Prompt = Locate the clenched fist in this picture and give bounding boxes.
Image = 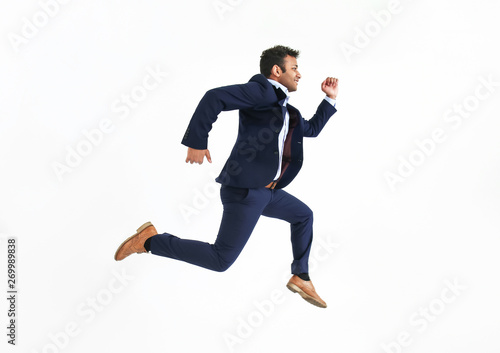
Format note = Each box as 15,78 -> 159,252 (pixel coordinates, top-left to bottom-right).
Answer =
321,77 -> 339,99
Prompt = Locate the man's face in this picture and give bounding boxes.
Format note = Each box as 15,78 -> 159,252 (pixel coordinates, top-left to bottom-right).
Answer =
277,55 -> 301,92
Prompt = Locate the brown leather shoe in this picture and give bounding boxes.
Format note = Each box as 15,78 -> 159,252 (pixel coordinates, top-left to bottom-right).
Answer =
114,222 -> 157,261
286,275 -> 327,308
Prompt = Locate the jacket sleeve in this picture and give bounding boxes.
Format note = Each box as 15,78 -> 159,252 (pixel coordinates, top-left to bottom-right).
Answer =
181,80 -> 273,150
302,99 -> 337,138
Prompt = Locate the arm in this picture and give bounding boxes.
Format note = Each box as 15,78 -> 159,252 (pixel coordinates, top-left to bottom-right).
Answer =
303,77 -> 339,137
182,77 -> 273,164
182,79 -> 272,150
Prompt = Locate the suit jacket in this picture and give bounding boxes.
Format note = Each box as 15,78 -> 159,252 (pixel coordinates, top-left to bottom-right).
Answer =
181,74 -> 337,189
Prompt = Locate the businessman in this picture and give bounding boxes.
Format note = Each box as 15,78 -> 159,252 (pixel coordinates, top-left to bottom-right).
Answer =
114,45 -> 339,308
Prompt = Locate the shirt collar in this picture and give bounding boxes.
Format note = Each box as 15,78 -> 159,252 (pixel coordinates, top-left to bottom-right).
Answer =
267,79 -> 290,106
267,79 -> 290,98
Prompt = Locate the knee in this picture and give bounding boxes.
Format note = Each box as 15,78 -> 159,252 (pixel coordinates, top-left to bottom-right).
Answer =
211,245 -> 240,272
212,252 -> 236,272
213,260 -> 233,273
302,207 -> 313,222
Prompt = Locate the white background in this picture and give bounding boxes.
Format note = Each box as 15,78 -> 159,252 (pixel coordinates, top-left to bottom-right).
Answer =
1,0 -> 499,352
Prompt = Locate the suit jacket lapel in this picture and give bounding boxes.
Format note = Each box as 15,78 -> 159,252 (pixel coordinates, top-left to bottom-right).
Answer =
272,86 -> 287,104
272,86 -> 288,121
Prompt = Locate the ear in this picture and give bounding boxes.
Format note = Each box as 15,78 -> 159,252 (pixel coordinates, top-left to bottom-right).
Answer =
272,64 -> 281,77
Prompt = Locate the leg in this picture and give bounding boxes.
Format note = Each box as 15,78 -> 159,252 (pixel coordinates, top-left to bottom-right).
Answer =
151,186 -> 269,272
261,189 -> 313,275
261,190 -> 328,308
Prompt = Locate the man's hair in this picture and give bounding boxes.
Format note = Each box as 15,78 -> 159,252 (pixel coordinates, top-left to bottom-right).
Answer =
260,45 -> 300,77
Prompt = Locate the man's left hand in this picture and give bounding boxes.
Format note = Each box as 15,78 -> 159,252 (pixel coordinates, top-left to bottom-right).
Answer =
321,77 -> 339,99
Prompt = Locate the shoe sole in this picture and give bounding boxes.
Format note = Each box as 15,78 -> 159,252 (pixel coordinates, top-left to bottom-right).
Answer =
286,283 -> 327,308
114,222 -> 153,261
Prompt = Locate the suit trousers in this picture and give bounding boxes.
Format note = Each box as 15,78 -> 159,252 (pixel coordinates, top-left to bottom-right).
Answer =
150,185 -> 314,274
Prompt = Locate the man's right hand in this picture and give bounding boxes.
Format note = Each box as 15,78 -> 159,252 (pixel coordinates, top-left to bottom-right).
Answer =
185,147 -> 212,164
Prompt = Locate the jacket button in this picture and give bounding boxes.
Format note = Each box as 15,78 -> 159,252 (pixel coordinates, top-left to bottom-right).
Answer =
275,129 -> 280,133
274,151 -> 279,155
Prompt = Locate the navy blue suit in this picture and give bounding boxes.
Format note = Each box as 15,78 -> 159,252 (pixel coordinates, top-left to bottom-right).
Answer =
182,73 -> 336,189
151,74 -> 337,274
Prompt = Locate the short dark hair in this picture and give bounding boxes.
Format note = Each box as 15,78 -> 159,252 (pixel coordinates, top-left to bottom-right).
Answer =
260,45 -> 300,77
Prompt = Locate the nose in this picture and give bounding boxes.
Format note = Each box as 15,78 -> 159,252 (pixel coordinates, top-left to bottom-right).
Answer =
297,71 -> 301,79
